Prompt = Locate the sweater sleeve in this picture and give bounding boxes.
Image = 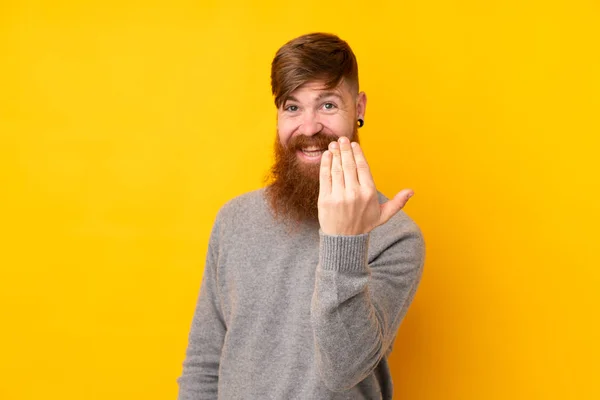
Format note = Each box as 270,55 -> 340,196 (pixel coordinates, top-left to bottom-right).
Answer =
177,220 -> 225,400
310,217 -> 425,392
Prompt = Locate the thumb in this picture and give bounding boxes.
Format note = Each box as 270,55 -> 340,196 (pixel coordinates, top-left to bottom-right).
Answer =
378,189 -> 414,226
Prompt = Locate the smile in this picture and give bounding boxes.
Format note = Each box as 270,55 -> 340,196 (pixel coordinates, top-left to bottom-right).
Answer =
301,148 -> 325,156
297,148 -> 325,161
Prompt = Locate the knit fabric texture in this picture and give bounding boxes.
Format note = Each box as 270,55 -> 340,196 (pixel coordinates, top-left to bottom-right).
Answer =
177,188 -> 425,399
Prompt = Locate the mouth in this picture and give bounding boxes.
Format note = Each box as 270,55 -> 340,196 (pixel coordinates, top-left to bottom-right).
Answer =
298,147 -> 326,161
302,147 -> 326,156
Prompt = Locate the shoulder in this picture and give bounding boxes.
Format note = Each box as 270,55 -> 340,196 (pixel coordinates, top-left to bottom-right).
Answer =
216,188 -> 268,222
209,188 -> 270,238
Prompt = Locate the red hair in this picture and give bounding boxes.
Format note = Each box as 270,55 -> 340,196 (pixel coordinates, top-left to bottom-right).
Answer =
270,32 -> 359,108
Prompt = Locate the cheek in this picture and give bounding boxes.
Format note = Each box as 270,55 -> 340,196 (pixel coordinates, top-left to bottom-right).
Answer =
324,115 -> 353,137
277,119 -> 295,145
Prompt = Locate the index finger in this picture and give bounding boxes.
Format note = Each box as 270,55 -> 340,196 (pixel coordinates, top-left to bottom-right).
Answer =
351,142 -> 375,188
319,150 -> 332,195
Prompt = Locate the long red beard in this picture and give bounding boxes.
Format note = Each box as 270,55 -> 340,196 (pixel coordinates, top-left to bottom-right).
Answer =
265,129 -> 359,225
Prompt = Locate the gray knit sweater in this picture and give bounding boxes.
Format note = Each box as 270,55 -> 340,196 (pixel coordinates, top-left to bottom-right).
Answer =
177,188 -> 425,399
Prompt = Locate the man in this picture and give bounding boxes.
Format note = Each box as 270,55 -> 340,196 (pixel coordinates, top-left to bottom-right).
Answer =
177,32 -> 425,399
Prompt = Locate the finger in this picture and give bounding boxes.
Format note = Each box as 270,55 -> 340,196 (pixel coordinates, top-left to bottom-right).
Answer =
329,140 -> 345,191
338,137 -> 359,188
351,142 -> 375,188
379,190 -> 414,226
319,150 -> 332,195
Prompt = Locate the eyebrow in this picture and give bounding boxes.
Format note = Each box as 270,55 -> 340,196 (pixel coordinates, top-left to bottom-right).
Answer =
283,91 -> 344,106
316,91 -> 343,102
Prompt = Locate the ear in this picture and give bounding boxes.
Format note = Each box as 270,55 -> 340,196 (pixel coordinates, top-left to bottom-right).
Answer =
356,91 -> 367,119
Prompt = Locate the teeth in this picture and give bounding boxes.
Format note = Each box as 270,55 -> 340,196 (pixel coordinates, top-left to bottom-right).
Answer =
301,149 -> 324,157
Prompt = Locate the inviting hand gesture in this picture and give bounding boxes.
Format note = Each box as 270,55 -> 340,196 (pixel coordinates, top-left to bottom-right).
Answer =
318,137 -> 414,236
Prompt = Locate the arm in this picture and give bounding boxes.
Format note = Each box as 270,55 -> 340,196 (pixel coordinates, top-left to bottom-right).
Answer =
313,137 -> 424,391
177,221 -> 225,400
310,221 -> 425,391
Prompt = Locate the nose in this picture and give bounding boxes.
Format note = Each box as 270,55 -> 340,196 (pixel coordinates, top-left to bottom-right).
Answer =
299,110 -> 322,136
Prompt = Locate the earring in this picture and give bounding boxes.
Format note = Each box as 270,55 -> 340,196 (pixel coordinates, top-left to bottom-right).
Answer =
357,118 -> 364,128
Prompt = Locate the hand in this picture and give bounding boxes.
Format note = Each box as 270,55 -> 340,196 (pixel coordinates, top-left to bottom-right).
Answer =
318,136 -> 414,236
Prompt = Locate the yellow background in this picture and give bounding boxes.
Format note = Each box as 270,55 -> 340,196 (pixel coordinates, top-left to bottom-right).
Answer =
1,1 -> 598,399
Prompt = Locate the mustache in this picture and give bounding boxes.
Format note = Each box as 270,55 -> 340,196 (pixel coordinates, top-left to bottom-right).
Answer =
287,132 -> 339,152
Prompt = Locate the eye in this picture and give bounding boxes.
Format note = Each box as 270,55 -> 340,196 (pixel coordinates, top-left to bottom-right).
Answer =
322,102 -> 337,110
284,104 -> 299,112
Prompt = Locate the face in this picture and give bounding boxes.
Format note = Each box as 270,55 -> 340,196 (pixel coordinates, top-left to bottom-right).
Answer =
277,80 -> 367,165
265,80 -> 367,225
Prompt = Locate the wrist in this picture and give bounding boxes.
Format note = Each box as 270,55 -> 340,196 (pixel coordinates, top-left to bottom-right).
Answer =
318,229 -> 370,272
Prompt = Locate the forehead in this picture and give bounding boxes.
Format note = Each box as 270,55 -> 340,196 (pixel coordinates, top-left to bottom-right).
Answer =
286,80 -> 352,102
